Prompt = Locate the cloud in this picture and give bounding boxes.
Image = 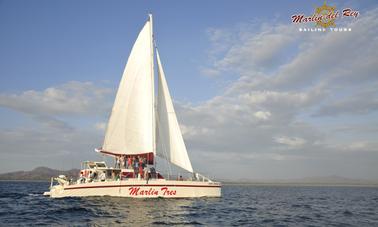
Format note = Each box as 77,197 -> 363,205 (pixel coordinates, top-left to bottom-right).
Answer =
239,88 -> 326,111
344,141 -> 377,152
321,140 -> 378,153
204,8 -> 378,93
182,7 -> 378,179
204,24 -> 300,75
94,122 -> 107,131
315,89 -> 378,116
272,19 -> 378,90
199,67 -> 221,77
273,136 -> 307,148
0,81 -> 113,131
254,111 -> 271,120
0,126 -> 106,172
0,81 -> 112,117
0,81 -> 114,172
180,124 -> 214,138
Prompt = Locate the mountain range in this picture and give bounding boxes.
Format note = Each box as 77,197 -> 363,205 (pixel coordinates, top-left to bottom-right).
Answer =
0,167 -> 79,181
1,167 -> 377,186
223,176 -> 378,186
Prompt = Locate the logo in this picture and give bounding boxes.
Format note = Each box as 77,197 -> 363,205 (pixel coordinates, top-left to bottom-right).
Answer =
291,1 -> 359,32
314,1 -> 337,28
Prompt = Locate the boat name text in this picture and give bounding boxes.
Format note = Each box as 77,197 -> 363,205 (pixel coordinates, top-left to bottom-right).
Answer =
128,186 -> 177,196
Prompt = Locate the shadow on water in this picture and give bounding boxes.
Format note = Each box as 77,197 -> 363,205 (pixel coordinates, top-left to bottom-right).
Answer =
80,196 -> 211,226
44,196 -> 222,226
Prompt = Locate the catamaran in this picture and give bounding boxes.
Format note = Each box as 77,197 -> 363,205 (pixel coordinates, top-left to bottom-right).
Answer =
44,14 -> 221,198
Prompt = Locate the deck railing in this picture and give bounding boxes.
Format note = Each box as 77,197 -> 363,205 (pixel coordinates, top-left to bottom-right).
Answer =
53,170 -> 214,186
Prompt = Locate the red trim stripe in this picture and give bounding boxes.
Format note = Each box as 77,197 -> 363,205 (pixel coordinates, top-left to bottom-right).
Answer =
65,184 -> 221,190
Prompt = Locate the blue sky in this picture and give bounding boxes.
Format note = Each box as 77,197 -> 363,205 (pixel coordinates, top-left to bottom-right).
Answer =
0,0 -> 377,180
3,0 -> 373,97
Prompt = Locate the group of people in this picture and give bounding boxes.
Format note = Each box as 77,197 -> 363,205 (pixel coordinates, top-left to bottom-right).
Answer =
115,155 -> 149,179
78,169 -> 124,184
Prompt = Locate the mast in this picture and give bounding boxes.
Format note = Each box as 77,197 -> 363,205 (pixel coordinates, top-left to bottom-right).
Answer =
149,14 -> 156,163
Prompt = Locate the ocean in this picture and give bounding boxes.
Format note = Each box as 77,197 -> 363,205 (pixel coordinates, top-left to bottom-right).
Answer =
0,181 -> 377,226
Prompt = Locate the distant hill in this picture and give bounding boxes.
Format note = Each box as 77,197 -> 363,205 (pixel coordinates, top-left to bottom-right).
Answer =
1,168 -> 377,186
287,175 -> 377,185
0,167 -> 80,181
222,175 -> 378,186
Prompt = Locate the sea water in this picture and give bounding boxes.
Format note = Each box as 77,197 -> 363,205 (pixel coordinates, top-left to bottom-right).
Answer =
0,181 -> 377,226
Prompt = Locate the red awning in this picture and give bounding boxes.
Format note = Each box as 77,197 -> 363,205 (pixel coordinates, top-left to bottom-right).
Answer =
97,149 -> 154,165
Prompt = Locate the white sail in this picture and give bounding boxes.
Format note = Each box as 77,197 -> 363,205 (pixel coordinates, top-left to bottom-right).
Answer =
156,50 -> 193,173
102,17 -> 154,155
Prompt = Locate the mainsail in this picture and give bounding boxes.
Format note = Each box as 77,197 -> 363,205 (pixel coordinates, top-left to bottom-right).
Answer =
102,16 -> 154,155
156,50 -> 193,173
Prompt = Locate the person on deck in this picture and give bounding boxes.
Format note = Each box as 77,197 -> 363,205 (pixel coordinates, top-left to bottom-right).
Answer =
89,171 -> 94,182
100,171 -> 106,182
115,157 -> 120,168
142,157 -> 147,169
138,158 -> 144,179
127,156 -> 132,169
144,167 -> 149,181
134,156 -> 139,178
78,171 -> 85,184
138,165 -> 143,179
120,156 -> 125,169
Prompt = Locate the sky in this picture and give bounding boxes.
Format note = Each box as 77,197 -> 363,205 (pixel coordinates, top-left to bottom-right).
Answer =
0,0 -> 377,180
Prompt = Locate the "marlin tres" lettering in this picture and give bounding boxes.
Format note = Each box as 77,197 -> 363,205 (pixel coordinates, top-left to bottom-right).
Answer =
128,187 -> 177,196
